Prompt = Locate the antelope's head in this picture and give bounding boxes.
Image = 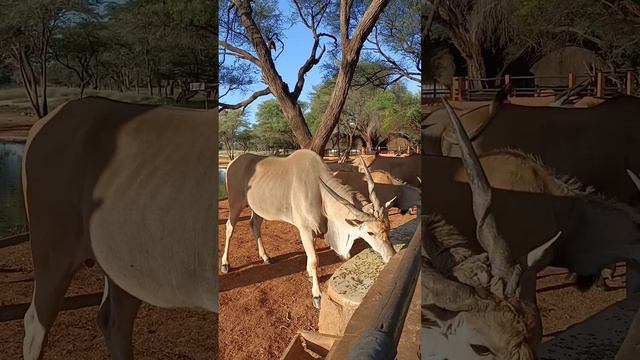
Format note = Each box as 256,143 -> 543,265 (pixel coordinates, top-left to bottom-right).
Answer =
422,99 -> 560,360
320,156 -> 396,262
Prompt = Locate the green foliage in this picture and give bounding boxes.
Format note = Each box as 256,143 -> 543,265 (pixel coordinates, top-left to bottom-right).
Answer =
308,61 -> 420,149
252,99 -> 298,150
219,109 -> 249,159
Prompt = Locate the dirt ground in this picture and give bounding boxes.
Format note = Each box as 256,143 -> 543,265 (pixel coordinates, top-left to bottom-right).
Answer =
216,200 -> 415,360
0,111 -> 36,141
0,202 -> 631,359
537,265 -> 626,342
0,241 -> 216,359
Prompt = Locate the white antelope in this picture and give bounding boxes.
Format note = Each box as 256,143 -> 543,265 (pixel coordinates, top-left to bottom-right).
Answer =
222,149 -> 396,308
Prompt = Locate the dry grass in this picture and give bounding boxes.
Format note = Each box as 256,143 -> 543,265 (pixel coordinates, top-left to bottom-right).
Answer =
0,86 -> 213,113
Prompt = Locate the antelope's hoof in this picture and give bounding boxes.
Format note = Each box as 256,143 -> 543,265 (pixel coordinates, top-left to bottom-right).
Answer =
263,257 -> 272,265
312,296 -> 321,309
221,264 -> 229,274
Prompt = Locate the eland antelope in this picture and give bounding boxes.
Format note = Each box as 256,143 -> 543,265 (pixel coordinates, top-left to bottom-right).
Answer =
333,170 -> 420,215
424,95 -> 640,206
222,150 -> 396,308
21,97 -> 218,359
353,154 -> 421,187
422,98 -> 560,360
425,100 -> 640,294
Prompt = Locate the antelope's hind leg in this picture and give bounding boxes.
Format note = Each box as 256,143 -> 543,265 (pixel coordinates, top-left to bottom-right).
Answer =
97,277 -> 141,360
250,211 -> 271,264
23,243 -> 80,360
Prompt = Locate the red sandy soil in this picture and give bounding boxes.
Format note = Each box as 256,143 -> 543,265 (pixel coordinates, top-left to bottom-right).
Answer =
0,242 -> 216,359
216,200 -> 415,360
0,198 -> 628,360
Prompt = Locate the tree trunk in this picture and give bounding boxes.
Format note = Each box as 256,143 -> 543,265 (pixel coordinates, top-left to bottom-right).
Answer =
308,0 -> 390,154
336,124 -> 341,158
40,50 -> 48,117
12,47 -> 42,118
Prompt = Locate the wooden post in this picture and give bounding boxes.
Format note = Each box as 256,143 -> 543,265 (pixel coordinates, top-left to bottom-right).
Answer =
626,71 -> 635,95
596,72 -> 605,97
452,76 -> 460,101
463,77 -> 469,101
503,74 -> 511,93
568,72 -> 576,88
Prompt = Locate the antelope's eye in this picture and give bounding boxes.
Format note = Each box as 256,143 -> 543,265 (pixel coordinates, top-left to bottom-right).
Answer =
470,344 -> 492,356
367,231 -> 374,236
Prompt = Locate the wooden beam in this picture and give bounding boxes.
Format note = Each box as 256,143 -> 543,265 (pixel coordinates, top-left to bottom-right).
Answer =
596,72 -> 605,97
626,71 -> 635,96
325,217 -> 422,360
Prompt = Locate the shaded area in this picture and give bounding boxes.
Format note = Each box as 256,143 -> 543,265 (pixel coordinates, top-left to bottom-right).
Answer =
539,294 -> 640,360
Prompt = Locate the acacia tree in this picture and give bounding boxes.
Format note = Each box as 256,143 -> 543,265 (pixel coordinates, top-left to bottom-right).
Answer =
0,0 -> 95,117
309,62 -> 419,153
51,20 -> 106,98
219,0 -> 392,154
219,109 -> 249,160
429,0 -> 517,85
517,0 -> 640,70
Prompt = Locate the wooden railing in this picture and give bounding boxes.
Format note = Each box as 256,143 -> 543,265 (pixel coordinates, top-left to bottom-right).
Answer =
324,217 -> 423,359
422,70 -> 639,102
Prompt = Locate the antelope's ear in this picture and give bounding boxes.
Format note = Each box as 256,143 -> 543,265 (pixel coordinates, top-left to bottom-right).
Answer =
362,202 -> 375,214
522,231 -> 561,270
384,196 -> 397,209
627,169 -> 640,192
345,219 -> 364,227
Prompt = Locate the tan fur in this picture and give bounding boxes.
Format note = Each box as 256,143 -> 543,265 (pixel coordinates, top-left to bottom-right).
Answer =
431,95 -> 640,204
353,154 -> 421,187
333,170 -> 420,213
425,153 -> 640,282
222,150 -> 396,306
21,97 -> 217,359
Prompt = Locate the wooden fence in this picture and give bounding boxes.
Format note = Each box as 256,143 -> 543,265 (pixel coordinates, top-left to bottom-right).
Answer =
423,70 -> 639,104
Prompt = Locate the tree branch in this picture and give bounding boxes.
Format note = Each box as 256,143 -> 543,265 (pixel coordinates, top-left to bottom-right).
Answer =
348,0 -> 390,49
340,0 -> 354,44
219,87 -> 270,111
550,26 -> 606,48
218,39 -> 260,66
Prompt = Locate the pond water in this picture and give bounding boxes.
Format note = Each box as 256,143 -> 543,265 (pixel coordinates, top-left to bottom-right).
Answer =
218,168 -> 227,198
0,142 -> 26,237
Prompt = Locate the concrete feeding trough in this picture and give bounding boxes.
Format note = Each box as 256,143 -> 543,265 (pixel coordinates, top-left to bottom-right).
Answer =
318,219 -> 418,336
279,331 -> 340,360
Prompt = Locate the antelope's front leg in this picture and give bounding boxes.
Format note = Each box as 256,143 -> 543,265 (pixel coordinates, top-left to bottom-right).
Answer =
300,230 -> 321,309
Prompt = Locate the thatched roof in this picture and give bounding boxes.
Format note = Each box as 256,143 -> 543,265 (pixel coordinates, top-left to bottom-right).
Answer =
531,46 -> 606,86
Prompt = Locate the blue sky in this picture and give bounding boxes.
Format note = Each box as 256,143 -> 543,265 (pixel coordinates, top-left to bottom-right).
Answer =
220,0 -> 419,120
221,13 -> 324,116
